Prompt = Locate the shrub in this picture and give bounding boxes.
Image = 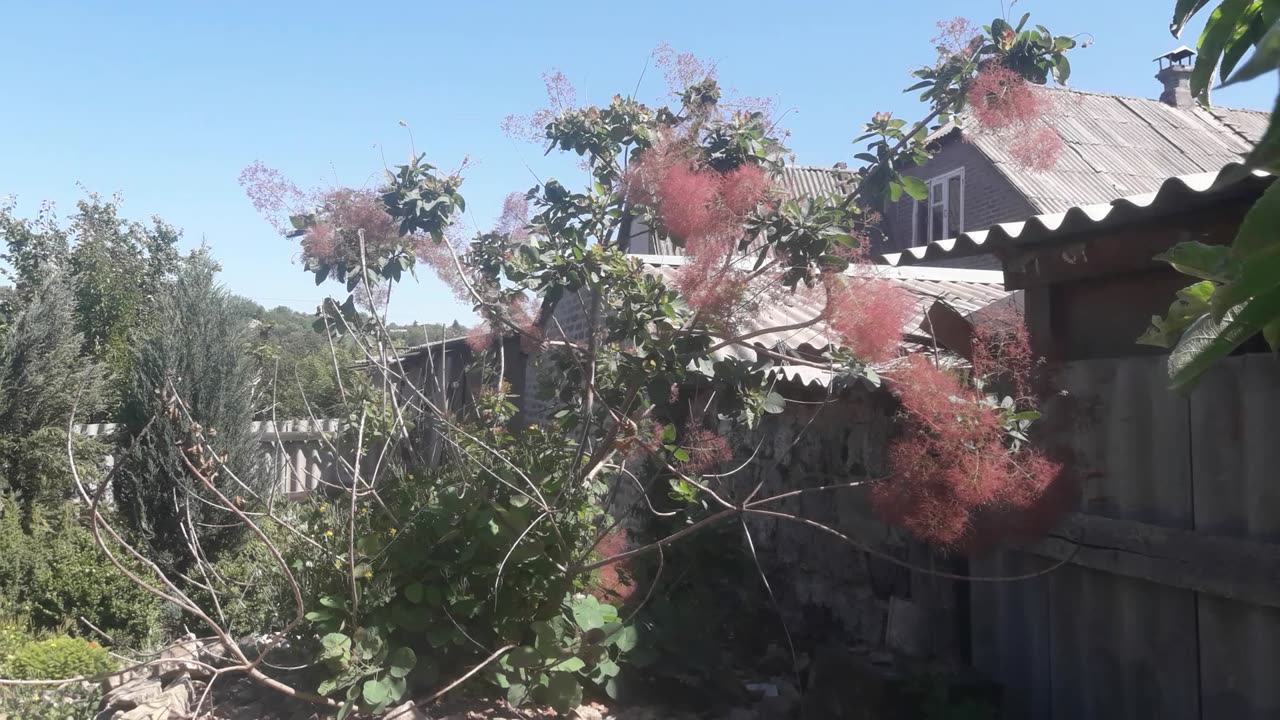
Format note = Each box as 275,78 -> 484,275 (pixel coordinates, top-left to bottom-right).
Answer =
0,274 -> 106,515
0,617 -> 27,673
187,521 -> 298,639
5,636 -> 115,680
0,682 -> 102,720
113,254 -> 267,575
0,504 -> 167,650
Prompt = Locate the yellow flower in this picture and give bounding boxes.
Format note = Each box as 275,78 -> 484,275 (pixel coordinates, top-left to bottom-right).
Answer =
364,570 -> 374,579
528,424 -> 537,431
325,530 -> 334,537
319,504 -> 328,512
388,528 -> 397,536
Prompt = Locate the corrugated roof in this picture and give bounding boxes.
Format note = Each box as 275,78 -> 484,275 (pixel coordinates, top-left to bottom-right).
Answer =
634,254 -> 1011,387
640,164 -> 855,256
956,88 -> 1266,213
880,163 -> 1273,267
775,164 -> 856,198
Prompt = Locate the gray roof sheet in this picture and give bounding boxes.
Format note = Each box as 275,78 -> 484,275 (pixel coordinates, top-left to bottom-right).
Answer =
880,163 -> 1273,267
775,164 -> 856,198
634,255 -> 1010,386
958,88 -> 1266,213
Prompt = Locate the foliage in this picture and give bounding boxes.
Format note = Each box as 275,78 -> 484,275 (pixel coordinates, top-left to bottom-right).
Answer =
284,401 -> 630,716
1142,0 -> 1280,388
0,274 -> 107,515
0,505 -> 167,650
4,635 -> 115,680
113,256 -> 267,576
188,520 -> 299,638
0,617 -> 25,671
172,14 -> 1080,716
0,682 -> 103,720
0,193 -> 184,393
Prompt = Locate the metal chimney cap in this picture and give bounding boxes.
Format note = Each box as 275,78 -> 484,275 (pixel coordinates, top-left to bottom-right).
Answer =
1154,46 -> 1196,63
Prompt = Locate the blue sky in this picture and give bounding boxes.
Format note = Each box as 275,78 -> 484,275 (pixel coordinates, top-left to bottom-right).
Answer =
1,0 -> 1273,324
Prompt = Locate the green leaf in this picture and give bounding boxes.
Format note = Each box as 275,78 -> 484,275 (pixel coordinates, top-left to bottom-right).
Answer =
612,625 -> 639,652
387,647 -> 416,678
305,610 -> 332,622
507,683 -> 529,706
763,391 -> 786,414
1192,0 -> 1254,101
317,678 -> 339,697
1051,54 -> 1072,85
545,673 -> 583,713
404,583 -> 425,604
362,678 -> 390,706
1224,16 -> 1280,86
672,448 -> 691,463
320,633 -> 351,659
1232,180 -> 1280,258
1247,94 -> 1280,171
551,657 -> 586,673
571,595 -> 606,631
1211,254 -> 1280,320
596,658 -> 621,678
900,175 -> 928,201
1265,317 -> 1280,351
1139,280 -> 1218,348
1155,241 -> 1239,282
1174,0 -> 1216,35
1170,285 -> 1280,390
507,645 -> 542,669
661,424 -> 677,443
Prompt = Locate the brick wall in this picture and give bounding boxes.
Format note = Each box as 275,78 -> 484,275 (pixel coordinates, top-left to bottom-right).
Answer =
881,139 -> 1035,260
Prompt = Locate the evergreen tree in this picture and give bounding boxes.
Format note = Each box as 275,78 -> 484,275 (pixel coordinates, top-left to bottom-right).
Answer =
113,256 -> 265,574
0,274 -> 106,515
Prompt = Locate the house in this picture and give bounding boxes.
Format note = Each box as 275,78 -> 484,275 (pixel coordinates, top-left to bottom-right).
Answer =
878,152 -> 1280,718
879,49 -> 1269,270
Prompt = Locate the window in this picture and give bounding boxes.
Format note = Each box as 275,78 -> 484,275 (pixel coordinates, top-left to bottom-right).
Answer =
911,168 -> 964,246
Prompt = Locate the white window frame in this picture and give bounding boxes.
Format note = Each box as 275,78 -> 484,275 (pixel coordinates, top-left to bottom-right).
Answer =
911,167 -> 965,246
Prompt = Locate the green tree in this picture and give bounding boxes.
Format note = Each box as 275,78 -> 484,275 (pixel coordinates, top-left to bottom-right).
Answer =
0,193 -> 184,393
0,274 -> 107,516
1141,0 -> 1280,387
113,256 -> 266,575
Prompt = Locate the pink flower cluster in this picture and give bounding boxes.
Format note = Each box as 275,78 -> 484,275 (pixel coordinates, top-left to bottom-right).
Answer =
966,65 -> 1063,171
627,144 -> 773,330
871,334 -> 1067,549
823,275 -> 914,364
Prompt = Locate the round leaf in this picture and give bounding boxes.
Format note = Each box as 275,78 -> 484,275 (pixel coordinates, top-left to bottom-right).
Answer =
387,647 -> 417,678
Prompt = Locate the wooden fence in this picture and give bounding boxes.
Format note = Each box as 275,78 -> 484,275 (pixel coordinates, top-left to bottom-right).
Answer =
970,354 -> 1280,719
73,419 -> 341,496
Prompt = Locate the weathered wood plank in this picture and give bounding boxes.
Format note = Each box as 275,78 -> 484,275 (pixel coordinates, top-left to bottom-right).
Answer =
1191,354 -> 1280,719
1048,563 -> 1199,720
969,551 -> 1053,720
1019,512 -> 1280,609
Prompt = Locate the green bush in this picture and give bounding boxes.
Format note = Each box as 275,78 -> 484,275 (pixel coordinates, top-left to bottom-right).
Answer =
0,618 -> 26,673
113,255 -> 267,576
5,636 -> 115,680
188,522 -> 297,638
0,274 -> 106,515
0,682 -> 102,720
0,505 -> 167,650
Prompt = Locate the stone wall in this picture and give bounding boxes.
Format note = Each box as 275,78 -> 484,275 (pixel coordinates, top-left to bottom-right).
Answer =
719,385 -> 964,661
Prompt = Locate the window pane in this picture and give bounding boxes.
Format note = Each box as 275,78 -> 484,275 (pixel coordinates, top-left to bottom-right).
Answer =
914,201 -> 929,245
948,175 -> 963,235
931,203 -> 944,241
